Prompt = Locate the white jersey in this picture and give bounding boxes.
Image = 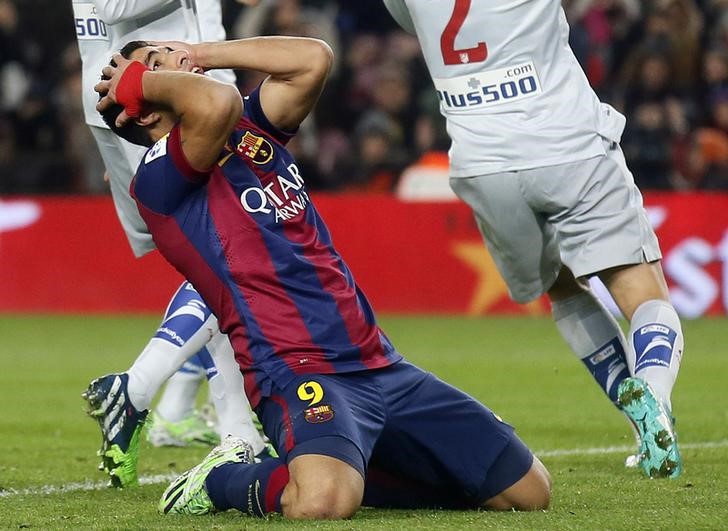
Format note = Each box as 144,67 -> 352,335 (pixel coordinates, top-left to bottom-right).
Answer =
73,0 -> 234,129
384,0 -> 627,177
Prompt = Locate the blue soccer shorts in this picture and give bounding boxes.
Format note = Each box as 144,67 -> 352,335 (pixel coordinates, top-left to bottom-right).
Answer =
255,360 -> 533,505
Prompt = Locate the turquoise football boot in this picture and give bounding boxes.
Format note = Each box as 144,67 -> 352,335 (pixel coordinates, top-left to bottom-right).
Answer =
618,377 -> 682,478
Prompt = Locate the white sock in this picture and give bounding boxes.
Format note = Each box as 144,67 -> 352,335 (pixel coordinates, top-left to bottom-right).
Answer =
155,365 -> 204,422
126,314 -> 217,411
552,290 -> 631,404
206,331 -> 267,455
628,299 -> 684,413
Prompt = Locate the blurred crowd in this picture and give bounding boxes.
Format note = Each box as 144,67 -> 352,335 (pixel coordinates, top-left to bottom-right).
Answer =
1,0 -> 728,195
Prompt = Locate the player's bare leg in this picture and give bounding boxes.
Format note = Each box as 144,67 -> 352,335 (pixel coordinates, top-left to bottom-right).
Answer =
599,261 -> 684,478
482,457 -> 551,511
281,455 -> 363,519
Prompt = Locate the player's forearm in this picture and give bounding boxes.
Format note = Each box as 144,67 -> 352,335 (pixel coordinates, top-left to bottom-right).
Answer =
190,37 -> 332,130
140,70 -> 241,169
91,0 -> 175,25
193,37 -> 332,82
141,70 -> 241,126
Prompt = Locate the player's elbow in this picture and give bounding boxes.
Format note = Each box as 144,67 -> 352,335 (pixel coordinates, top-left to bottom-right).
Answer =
302,39 -> 334,83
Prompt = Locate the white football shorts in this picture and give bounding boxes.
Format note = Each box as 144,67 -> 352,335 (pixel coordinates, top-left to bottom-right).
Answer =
450,138 -> 661,303
90,125 -> 154,257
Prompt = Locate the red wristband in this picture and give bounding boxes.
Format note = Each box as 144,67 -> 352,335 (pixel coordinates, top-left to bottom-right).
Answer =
116,61 -> 150,119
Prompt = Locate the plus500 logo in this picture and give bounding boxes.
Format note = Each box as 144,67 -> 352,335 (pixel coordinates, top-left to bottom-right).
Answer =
437,66 -> 540,109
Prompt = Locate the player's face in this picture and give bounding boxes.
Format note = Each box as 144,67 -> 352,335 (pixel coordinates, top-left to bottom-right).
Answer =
128,46 -> 204,74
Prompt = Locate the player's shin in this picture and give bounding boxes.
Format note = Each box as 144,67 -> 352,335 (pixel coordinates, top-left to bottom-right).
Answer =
628,299 -> 684,413
126,281 -> 216,411
551,290 -> 630,404
147,350 -> 221,447
155,355 -> 206,423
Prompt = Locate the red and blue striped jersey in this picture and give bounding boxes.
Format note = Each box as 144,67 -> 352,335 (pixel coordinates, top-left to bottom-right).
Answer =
131,88 -> 401,407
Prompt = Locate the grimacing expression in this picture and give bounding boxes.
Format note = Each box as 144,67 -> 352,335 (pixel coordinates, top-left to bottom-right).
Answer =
129,46 -> 204,74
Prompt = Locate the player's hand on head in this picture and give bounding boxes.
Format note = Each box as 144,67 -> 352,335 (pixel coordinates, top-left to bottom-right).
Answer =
95,53 -> 131,102
95,53 -> 141,128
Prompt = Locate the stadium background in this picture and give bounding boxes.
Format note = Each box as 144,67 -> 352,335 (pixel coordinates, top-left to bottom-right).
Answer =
0,0 -> 727,317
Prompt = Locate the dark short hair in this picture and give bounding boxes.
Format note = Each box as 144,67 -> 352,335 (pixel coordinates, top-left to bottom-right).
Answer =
99,40 -> 154,147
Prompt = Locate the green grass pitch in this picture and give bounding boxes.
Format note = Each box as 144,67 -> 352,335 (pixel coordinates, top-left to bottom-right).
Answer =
0,314 -> 726,529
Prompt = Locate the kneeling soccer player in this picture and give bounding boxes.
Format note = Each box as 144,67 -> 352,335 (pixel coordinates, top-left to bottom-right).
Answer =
94,36 -> 551,518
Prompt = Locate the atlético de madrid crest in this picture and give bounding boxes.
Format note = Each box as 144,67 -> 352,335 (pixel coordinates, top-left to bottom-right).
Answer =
237,131 -> 274,165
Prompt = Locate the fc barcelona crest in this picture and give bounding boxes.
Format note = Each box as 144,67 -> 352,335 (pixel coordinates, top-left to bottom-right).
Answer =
303,404 -> 335,424
237,131 -> 274,165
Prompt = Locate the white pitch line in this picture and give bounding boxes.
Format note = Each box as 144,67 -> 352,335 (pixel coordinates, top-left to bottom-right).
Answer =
2,440 -> 728,499
0,473 -> 177,499
536,439 -> 728,458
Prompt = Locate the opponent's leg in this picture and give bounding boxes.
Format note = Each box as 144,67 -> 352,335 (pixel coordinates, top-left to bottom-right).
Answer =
600,262 -> 684,478
147,351 -> 219,447
204,331 -> 270,457
547,266 -> 645,466
125,282 -> 216,412
83,281 -> 216,487
155,356 -> 206,423
549,267 -> 631,405
600,262 -> 683,410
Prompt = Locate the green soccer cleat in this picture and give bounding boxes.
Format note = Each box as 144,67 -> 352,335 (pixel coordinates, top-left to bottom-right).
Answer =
618,377 -> 682,479
82,373 -> 148,488
146,410 -> 220,448
159,435 -> 253,515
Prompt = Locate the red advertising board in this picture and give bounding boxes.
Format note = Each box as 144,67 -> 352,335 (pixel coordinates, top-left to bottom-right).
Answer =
1,193 -> 726,316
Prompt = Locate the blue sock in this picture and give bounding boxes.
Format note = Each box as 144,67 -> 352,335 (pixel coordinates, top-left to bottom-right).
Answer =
629,299 -> 684,412
195,347 -> 219,380
633,325 -> 677,373
205,458 -> 289,517
154,281 -> 212,347
582,338 -> 631,403
552,291 -> 631,405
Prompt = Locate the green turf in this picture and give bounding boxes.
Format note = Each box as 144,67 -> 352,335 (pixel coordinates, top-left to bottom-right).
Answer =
0,314 -> 726,529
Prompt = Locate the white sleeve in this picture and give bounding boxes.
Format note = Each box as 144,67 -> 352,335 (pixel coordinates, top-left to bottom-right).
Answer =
382,0 -> 416,35
90,0 -> 177,25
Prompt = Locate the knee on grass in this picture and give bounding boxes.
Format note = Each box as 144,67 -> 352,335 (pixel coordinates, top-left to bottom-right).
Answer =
484,458 -> 552,512
281,454 -> 364,519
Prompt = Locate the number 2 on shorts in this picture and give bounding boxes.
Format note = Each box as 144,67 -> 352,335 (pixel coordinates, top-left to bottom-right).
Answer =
440,0 -> 487,65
